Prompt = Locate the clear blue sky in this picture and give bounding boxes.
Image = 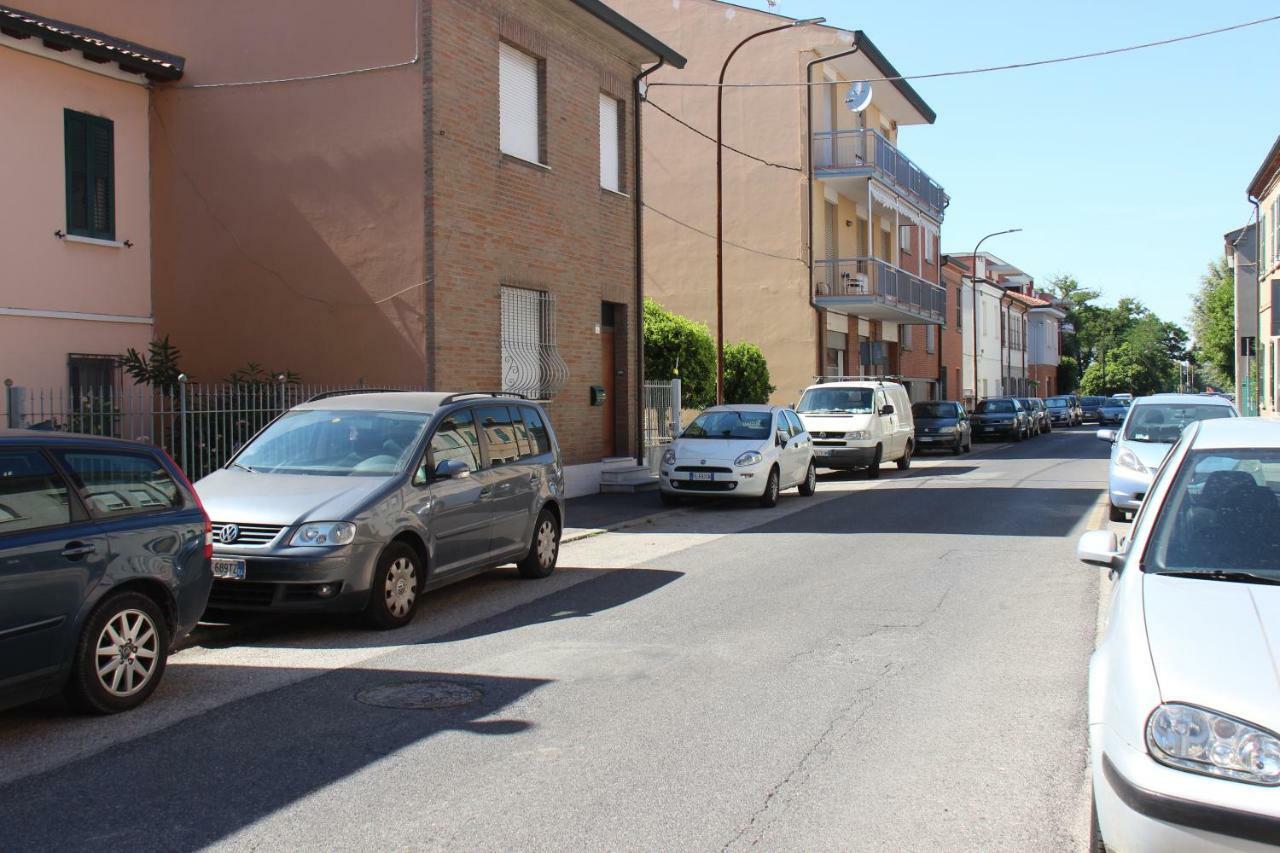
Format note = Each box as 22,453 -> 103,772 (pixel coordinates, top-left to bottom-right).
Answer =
728,0 -> 1278,328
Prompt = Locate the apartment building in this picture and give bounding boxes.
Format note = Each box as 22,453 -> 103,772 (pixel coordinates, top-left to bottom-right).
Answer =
17,0 -> 685,494
949,253 -> 1009,402
608,0 -> 947,403
1025,295 -> 1066,398
0,5 -> 183,417
1225,223 -> 1258,414
1250,135 -> 1280,416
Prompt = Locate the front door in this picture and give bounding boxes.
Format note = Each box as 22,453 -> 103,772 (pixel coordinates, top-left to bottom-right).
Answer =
413,409 -> 492,575
601,303 -> 617,457
0,448 -> 107,685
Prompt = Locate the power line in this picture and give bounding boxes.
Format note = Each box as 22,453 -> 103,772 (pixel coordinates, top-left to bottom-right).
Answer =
642,201 -> 804,264
649,13 -> 1280,89
644,98 -> 801,172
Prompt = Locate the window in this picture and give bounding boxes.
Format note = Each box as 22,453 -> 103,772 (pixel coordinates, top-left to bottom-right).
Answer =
501,286 -> 566,399
599,93 -> 623,192
784,410 -> 805,436
924,232 -> 935,264
519,406 -> 552,455
926,324 -> 937,354
899,225 -> 913,254
64,109 -> 115,240
499,42 -> 543,164
68,354 -> 121,436
955,284 -> 963,328
237,410 -> 428,476
0,450 -> 72,534
901,324 -> 913,350
428,409 -> 481,473
57,451 -> 181,518
476,406 -> 519,466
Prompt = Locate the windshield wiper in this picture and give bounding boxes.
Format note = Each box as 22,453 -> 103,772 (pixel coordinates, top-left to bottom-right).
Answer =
229,461 -> 256,473
1155,570 -> 1280,586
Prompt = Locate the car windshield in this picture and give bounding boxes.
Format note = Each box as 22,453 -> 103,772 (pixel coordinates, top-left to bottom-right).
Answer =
1082,397 -> 1104,406
976,400 -> 1014,414
912,402 -> 955,419
1103,399 -> 1131,409
1122,404 -> 1234,444
233,409 -> 429,476
1145,448 -> 1280,576
1046,398 -> 1067,408
682,410 -> 772,440
797,387 -> 875,415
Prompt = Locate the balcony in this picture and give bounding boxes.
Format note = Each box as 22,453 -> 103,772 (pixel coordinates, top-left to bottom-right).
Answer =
813,258 -> 946,324
812,129 -> 948,221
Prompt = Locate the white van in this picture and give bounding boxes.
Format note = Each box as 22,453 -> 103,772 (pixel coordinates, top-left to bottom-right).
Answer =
795,378 -> 915,478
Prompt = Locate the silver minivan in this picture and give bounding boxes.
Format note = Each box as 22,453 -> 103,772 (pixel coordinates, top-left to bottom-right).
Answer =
195,391 -> 565,629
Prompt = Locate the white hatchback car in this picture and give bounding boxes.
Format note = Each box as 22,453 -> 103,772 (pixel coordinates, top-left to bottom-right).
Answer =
659,405 -> 816,508
1079,418 -> 1280,852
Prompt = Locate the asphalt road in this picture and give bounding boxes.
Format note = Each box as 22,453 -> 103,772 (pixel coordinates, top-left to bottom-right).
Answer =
0,427 -> 1110,852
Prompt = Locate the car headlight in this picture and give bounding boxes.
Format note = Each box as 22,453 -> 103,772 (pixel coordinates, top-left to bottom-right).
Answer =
734,450 -> 763,467
290,522 -> 356,547
1117,448 -> 1146,473
662,448 -> 676,466
846,431 -> 870,441
1148,704 -> 1280,785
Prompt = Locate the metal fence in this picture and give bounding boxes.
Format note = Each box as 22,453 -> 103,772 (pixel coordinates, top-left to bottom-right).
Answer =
3,380 -> 422,481
642,378 -> 681,452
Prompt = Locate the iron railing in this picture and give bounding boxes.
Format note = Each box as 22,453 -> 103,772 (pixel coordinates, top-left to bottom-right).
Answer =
812,128 -> 948,220
813,257 -> 946,323
642,379 -> 681,451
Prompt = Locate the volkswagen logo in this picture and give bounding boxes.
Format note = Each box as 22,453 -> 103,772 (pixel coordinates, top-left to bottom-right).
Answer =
219,524 -> 239,544
700,459 -> 707,465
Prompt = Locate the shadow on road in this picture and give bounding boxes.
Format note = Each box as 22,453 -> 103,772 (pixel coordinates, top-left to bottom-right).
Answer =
0,665 -> 551,852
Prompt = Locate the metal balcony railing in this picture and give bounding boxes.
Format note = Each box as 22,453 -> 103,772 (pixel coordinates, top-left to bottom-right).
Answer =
812,128 -> 948,220
813,257 -> 946,323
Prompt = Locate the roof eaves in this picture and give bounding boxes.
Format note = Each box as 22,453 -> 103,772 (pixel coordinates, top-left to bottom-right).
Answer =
853,30 -> 935,125
1247,135 -> 1280,200
567,0 -> 687,68
0,4 -> 184,81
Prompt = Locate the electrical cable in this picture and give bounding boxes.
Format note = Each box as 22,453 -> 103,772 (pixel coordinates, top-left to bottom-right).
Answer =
648,13 -> 1280,89
644,98 -> 801,172
642,201 -> 804,264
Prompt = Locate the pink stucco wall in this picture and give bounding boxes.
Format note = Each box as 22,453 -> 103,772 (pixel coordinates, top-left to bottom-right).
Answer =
0,44 -> 153,390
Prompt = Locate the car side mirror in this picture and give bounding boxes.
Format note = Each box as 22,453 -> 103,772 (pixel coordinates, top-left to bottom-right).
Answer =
776,430 -> 789,447
879,404 -> 894,416
1097,429 -> 1116,443
1077,529 -> 1121,567
434,458 -> 471,480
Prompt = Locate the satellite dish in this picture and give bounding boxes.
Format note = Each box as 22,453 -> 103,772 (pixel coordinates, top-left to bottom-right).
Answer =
845,81 -> 872,113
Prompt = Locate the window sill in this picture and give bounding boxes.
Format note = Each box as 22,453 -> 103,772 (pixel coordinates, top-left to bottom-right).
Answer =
501,153 -> 551,172
601,187 -> 630,200
62,233 -> 127,248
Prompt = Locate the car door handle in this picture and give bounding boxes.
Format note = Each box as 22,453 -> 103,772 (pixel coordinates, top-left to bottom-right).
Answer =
61,542 -> 97,560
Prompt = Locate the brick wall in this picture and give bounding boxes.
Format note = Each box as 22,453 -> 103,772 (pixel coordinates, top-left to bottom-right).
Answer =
940,263 -> 965,403
425,0 -> 643,466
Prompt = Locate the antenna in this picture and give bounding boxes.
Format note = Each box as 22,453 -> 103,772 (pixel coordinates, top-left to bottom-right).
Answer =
845,81 -> 872,113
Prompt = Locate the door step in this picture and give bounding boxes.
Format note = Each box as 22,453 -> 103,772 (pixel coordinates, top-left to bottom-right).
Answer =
599,464 -> 659,493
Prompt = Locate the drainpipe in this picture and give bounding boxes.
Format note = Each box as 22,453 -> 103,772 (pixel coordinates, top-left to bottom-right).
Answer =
1249,193 -> 1262,414
806,40 -> 861,379
633,57 -> 666,465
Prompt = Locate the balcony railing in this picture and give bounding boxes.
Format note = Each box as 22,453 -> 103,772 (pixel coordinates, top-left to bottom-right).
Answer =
812,128 -> 948,220
814,257 -> 946,324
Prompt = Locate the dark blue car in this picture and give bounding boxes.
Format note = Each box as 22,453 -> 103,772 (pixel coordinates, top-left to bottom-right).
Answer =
0,431 -> 211,714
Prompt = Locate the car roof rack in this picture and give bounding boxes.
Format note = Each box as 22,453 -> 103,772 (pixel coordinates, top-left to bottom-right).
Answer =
306,388 -> 405,402
810,375 -> 904,386
437,391 -> 529,406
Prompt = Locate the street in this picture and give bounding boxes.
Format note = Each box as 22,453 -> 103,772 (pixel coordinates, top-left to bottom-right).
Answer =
0,428 -> 1108,851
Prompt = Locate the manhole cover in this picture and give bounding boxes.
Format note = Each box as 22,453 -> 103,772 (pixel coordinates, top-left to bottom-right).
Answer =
356,680 -> 481,710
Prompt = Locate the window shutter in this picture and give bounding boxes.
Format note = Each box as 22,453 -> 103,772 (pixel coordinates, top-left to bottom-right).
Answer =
64,111 -> 89,234
89,119 -> 114,238
599,94 -> 620,192
1272,281 -> 1280,337
499,43 -> 541,163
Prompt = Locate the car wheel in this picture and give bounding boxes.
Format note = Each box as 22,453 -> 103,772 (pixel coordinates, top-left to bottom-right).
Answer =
896,441 -> 912,470
865,445 -> 883,479
1108,503 -> 1128,523
1013,427 -> 1022,442
364,542 -> 422,630
798,461 -> 817,496
659,490 -> 681,507
1090,796 -> 1108,853
517,507 -> 561,579
759,466 -> 781,507
66,591 -> 170,715
952,435 -> 963,456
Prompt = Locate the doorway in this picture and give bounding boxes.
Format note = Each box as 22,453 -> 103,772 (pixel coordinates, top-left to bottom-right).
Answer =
600,302 -> 628,458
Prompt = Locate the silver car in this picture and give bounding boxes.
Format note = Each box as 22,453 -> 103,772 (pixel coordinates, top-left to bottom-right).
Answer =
1098,393 -> 1237,522
196,391 -> 565,629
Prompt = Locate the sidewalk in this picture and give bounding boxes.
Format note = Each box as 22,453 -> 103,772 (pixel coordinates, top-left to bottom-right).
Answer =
564,490 -> 674,542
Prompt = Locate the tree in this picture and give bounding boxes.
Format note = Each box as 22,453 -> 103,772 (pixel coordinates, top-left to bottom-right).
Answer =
1058,355 -> 1079,393
1190,257 -> 1235,387
723,342 -> 775,404
1079,341 -> 1170,397
122,336 -> 185,389
643,298 -> 716,409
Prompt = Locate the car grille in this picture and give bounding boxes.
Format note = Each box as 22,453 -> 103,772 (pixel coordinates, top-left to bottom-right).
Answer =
208,580 -> 277,608
673,465 -> 734,474
810,431 -> 846,440
212,522 -> 286,546
672,480 -> 737,492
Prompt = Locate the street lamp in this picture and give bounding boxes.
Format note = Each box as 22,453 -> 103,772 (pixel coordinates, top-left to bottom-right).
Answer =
968,228 -> 1021,407
715,16 -> 825,404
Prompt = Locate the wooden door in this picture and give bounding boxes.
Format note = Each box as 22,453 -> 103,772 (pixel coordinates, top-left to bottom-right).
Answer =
601,327 -> 616,456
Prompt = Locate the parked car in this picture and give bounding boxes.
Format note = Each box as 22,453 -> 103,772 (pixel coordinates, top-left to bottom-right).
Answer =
910,400 -> 971,455
1079,417 -> 1280,852
659,405 -> 815,506
1111,392 -> 1134,403
796,379 -> 915,477
971,397 -> 1030,441
1017,397 -> 1050,435
195,391 -> 565,629
0,432 -> 212,714
1098,393 -> 1237,522
1044,396 -> 1078,428
1080,395 -> 1106,423
1098,397 -> 1131,425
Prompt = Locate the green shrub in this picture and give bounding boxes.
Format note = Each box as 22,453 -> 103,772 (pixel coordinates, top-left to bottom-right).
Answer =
643,298 -> 715,409
724,342 -> 775,404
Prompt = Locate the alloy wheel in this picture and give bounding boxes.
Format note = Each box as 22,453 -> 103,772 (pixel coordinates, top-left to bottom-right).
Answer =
95,609 -> 159,698
384,557 -> 418,619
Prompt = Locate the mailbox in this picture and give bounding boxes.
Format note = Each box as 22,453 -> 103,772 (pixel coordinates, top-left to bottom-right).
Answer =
590,385 -> 607,406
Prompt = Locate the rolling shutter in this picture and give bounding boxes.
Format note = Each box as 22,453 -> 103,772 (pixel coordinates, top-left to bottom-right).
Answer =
599,94 -> 620,191
499,43 -> 541,163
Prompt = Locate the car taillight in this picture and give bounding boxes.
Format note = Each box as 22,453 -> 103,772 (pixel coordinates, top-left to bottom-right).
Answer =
161,449 -> 213,559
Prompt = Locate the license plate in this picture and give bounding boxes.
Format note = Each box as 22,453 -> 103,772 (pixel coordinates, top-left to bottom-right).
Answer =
212,557 -> 246,580
690,472 -> 713,481
815,447 -> 831,455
